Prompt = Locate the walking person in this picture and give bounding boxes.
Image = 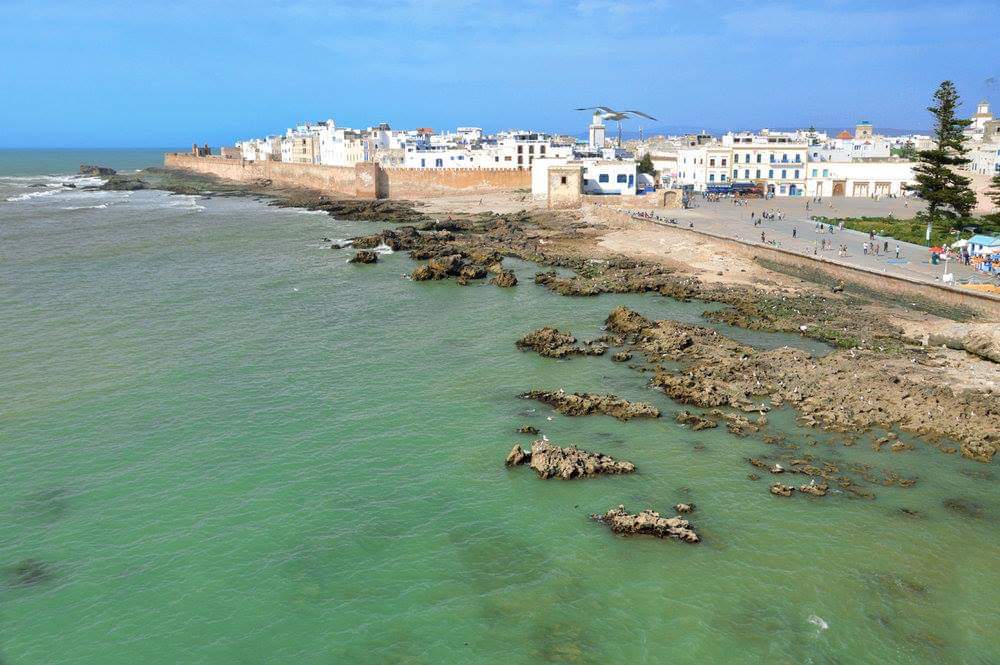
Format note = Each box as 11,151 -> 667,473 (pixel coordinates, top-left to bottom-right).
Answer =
895,243 -> 900,259
792,227 -> 797,239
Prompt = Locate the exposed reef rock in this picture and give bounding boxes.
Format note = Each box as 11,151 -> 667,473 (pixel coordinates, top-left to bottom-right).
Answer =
770,483 -> 795,497
516,327 -> 607,358
517,425 -> 539,435
799,482 -> 829,496
490,270 -> 518,287
100,175 -> 149,191
349,250 -> 378,264
590,505 -> 700,543
519,389 -> 660,421
80,164 -> 116,176
674,410 -> 718,431
506,440 -> 635,479
605,306 -> 998,463
675,503 -> 695,514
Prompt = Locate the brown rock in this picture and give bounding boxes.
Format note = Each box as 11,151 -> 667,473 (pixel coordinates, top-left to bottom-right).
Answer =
491,270 -> 518,287
591,505 -> 700,543
519,389 -> 660,421
526,440 -> 635,479
675,410 -> 718,431
505,444 -> 529,467
770,483 -> 794,496
349,250 -> 378,264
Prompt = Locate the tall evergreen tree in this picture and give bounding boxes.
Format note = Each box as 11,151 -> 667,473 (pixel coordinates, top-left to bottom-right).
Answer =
909,81 -> 977,242
987,171 -> 1000,210
637,153 -> 656,176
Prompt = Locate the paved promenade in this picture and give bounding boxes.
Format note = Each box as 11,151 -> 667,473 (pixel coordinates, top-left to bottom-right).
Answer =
651,196 -> 993,286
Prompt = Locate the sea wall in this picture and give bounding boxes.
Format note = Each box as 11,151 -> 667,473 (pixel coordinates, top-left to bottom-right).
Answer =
163,154 -> 530,199
380,167 -> 530,198
643,218 -> 1000,317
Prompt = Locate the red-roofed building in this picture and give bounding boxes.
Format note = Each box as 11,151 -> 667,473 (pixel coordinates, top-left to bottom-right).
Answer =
836,130 -> 852,140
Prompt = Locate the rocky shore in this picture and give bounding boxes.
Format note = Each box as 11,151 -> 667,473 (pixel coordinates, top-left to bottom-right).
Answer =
515,327 -> 608,358
150,167 -> 998,463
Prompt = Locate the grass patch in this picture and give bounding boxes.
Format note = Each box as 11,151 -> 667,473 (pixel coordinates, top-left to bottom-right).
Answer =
812,215 -> 1000,247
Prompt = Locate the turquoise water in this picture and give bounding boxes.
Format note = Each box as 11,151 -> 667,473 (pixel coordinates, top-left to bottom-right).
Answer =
1,152 -> 998,664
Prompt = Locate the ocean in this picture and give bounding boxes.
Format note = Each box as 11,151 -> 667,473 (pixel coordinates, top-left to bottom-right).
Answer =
1,150 -> 997,664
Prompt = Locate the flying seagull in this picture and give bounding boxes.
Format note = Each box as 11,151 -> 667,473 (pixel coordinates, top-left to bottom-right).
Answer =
575,106 -> 658,146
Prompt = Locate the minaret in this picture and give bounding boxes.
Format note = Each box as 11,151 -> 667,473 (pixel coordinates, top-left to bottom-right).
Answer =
588,111 -> 606,149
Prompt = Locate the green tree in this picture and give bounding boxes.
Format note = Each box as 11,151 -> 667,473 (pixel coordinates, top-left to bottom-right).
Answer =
909,81 -> 977,243
987,171 -> 1000,222
987,171 -> 1000,208
637,153 -> 656,176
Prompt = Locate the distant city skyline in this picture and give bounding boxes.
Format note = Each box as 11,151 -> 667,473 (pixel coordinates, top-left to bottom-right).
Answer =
1,0 -> 998,147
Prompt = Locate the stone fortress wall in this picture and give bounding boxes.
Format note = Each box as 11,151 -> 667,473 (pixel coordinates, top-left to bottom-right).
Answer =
163,154 -> 530,199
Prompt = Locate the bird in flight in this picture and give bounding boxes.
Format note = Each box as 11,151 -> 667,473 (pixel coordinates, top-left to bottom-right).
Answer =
575,106 -> 658,121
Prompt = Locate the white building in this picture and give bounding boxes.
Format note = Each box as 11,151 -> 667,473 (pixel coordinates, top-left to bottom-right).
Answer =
804,160 -> 916,198
531,158 -> 638,197
315,120 -> 368,166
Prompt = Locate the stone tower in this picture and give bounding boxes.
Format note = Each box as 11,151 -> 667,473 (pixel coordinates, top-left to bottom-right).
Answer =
855,121 -> 873,140
588,112 -> 606,149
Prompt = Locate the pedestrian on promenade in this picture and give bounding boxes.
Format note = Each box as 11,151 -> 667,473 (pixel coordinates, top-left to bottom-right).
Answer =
792,227 -> 797,238
884,241 -> 888,253
761,231 -> 766,243
895,244 -> 901,259
863,242 -> 868,255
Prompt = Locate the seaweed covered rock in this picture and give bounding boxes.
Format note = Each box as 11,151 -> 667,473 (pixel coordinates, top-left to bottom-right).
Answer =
491,270 -> 518,287
518,389 -> 660,421
516,327 -> 606,358
770,483 -> 795,497
590,505 -> 700,543
675,410 -> 718,431
799,482 -> 829,496
349,250 -> 378,264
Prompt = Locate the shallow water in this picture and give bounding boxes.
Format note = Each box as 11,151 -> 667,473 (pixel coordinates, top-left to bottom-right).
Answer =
1,152 -> 998,664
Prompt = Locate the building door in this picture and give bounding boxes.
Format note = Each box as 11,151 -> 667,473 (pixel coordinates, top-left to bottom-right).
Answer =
814,182 -> 824,197
832,180 -> 846,196
789,184 -> 798,196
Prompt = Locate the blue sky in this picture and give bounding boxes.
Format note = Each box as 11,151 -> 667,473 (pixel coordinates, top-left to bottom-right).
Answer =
1,0 -> 998,147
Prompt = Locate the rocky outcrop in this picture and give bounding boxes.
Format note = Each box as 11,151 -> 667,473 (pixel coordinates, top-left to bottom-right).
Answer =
516,327 -> 607,358
675,503 -> 694,514
612,351 -> 632,362
349,250 -> 378,264
519,389 -> 660,421
100,175 -> 148,191
80,164 -> 116,176
506,439 -> 635,479
799,482 -> 829,496
491,270 -> 518,287
963,324 -> 1000,364
770,483 -> 794,497
517,425 -> 539,435
590,505 -> 700,543
674,410 -> 718,431
505,444 -> 529,467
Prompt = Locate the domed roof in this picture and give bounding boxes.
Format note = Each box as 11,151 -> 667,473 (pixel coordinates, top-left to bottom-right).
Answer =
836,130 -> 852,140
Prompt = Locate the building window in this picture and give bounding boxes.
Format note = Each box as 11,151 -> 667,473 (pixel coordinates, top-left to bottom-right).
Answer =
599,174 -> 609,183
517,145 -> 523,154
768,169 -> 774,178
540,146 -> 546,154
560,176 -> 567,185
721,174 -> 727,181
780,185 -> 786,193
822,169 -> 829,177
811,169 -> 818,177
755,169 -> 761,178
617,174 -> 628,183
733,169 -> 738,178
745,154 -> 750,163
781,170 -> 787,178
709,174 -> 715,182
794,170 -> 799,179
795,154 -> 801,162
435,159 -> 443,167
756,154 -> 762,163
420,159 -> 425,167
528,145 -> 534,154
721,158 -> 727,166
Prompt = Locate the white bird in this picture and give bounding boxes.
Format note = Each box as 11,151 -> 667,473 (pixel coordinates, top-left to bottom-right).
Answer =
575,106 -> 658,147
